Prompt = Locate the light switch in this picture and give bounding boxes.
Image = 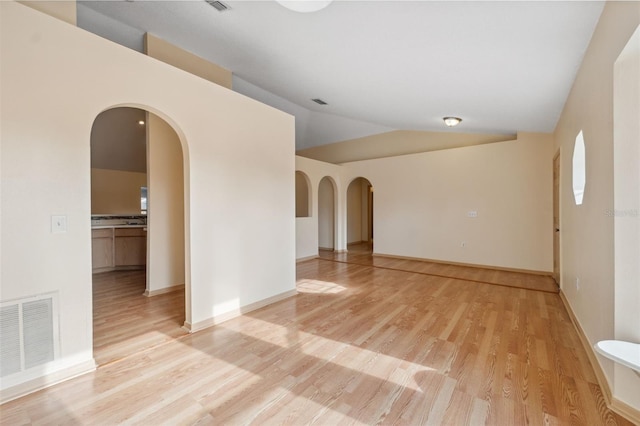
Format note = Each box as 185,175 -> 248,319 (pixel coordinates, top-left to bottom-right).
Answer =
51,215 -> 67,233
467,210 -> 478,218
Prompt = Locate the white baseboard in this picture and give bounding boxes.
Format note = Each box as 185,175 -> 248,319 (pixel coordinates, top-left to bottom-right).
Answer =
0,359 -> 96,404
296,255 -> 318,263
612,398 -> 640,425
184,289 -> 298,333
559,290 -> 640,424
373,252 -> 552,276
143,284 -> 185,297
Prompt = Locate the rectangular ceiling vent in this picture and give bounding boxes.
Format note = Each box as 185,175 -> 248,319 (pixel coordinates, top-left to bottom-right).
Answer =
206,0 -> 230,12
1,293 -> 59,378
312,98 -> 328,105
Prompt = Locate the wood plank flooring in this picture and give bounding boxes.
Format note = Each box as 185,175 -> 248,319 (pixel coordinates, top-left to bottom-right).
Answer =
1,252 -> 630,425
320,244 -> 559,293
92,270 -> 187,366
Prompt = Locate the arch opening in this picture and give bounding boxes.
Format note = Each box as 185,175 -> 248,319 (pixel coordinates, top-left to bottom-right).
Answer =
318,176 -> 337,251
346,177 -> 373,253
90,106 -> 188,365
295,171 -> 311,218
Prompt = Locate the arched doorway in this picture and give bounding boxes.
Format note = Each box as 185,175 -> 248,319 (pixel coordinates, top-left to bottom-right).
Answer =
90,106 -> 187,365
346,177 -> 373,253
295,171 -> 311,218
318,176 -> 337,251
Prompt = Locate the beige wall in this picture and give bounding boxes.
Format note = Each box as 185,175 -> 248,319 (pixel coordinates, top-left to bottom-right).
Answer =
91,168 -> 146,214
1,2 -> 294,399
297,130 -> 515,164
144,33 -> 232,89
342,133 -> 554,272
19,1 -> 76,25
553,1 -> 639,415
146,113 -> 185,294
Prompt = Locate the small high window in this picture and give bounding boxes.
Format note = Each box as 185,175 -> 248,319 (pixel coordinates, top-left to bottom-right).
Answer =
141,186 -> 148,214
572,131 -> 586,205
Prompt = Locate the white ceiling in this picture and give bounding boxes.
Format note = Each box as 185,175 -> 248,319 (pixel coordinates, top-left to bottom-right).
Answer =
77,0 -> 604,149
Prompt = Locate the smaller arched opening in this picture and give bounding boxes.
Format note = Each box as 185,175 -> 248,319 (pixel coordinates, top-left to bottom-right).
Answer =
346,177 -> 374,253
318,176 -> 337,251
295,171 -> 312,218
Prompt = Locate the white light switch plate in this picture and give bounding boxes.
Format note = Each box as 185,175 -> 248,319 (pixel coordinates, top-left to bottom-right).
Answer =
467,210 -> 478,218
51,215 -> 67,233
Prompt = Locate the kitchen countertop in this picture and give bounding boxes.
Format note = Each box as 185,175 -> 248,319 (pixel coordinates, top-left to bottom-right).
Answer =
92,225 -> 147,229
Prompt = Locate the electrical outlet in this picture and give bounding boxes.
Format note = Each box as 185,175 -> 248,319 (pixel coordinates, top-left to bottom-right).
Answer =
575,277 -> 580,291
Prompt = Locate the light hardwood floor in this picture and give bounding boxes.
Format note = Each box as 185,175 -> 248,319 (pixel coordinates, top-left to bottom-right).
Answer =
92,270 -> 187,366
1,252 -> 631,425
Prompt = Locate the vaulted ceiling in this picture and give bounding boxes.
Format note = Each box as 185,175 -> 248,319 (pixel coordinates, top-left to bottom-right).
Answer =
78,0 -> 604,154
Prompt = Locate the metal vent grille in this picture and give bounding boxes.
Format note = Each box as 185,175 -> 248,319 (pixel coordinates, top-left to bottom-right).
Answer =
0,305 -> 21,376
0,294 -> 58,377
311,98 -> 328,105
206,0 -> 230,12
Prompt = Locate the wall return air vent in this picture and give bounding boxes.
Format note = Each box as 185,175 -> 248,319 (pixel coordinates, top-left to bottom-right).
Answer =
1,293 -> 59,378
206,0 -> 230,12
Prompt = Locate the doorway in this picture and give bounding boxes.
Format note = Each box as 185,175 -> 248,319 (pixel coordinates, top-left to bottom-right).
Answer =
90,107 -> 187,365
347,177 -> 373,253
318,176 -> 336,251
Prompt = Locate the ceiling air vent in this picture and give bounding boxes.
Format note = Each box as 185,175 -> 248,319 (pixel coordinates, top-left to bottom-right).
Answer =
312,98 -> 328,105
206,0 -> 230,12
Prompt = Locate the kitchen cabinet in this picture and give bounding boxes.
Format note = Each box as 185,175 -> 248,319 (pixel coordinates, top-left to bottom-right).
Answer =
114,228 -> 146,267
92,227 -> 146,273
92,228 -> 114,272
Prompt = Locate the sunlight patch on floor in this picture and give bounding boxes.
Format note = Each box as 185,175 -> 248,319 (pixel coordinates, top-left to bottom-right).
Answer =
297,279 -> 347,294
220,318 -> 435,393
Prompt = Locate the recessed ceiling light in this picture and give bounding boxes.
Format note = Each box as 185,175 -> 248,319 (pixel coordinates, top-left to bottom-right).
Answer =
138,120 -> 145,125
443,117 -> 462,127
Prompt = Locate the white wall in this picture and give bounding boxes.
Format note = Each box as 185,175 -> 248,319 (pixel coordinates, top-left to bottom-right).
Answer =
342,133 -> 554,272
295,156 -> 344,258
295,218 -> 317,260
146,113 -> 185,294
553,1 -> 640,414
0,2 -> 295,398
613,25 -> 640,410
